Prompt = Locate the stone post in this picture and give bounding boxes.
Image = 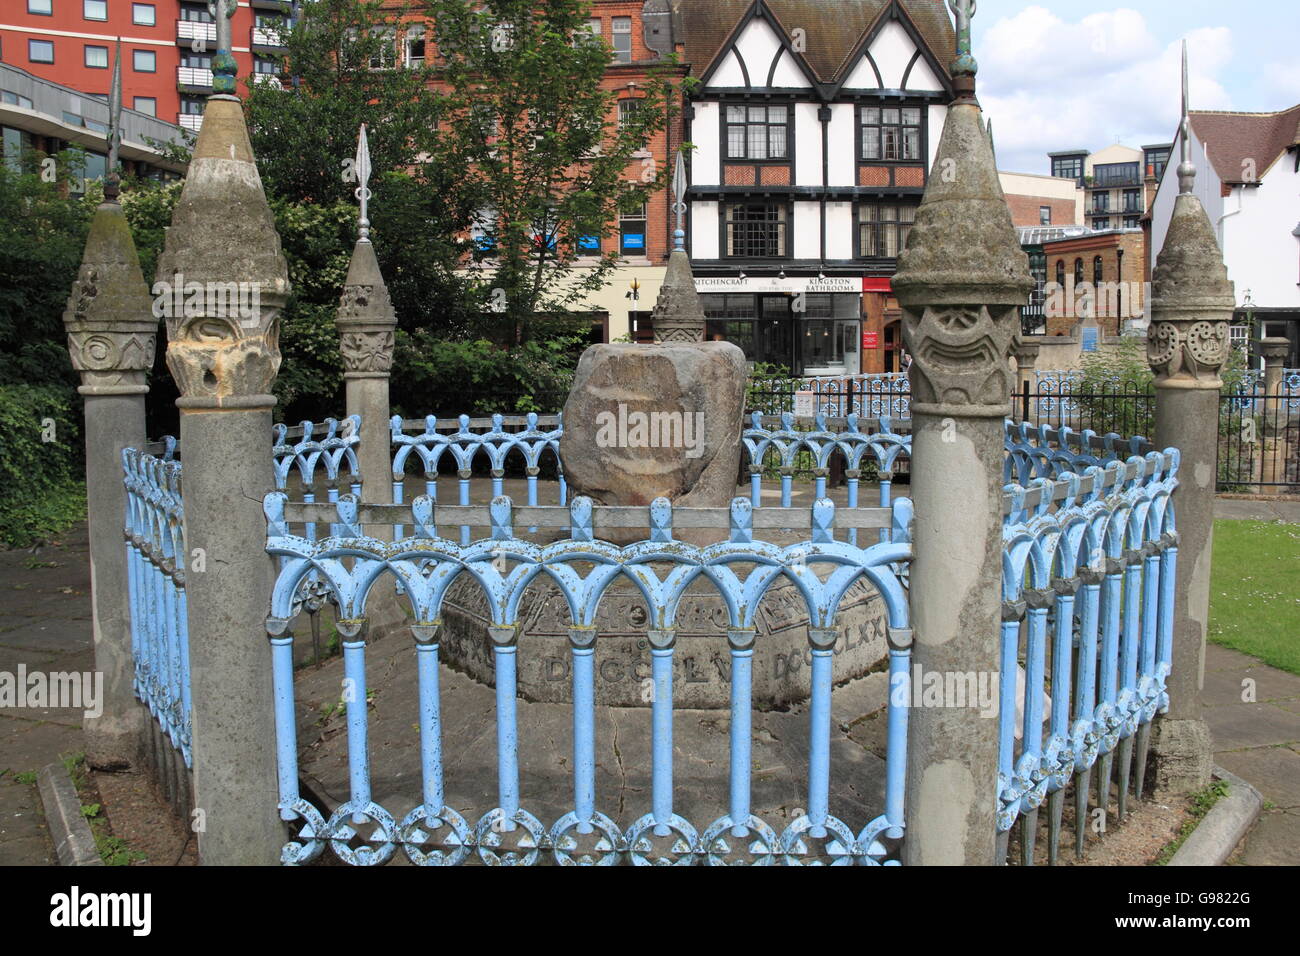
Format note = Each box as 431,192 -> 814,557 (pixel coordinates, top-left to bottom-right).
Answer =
892,7 -> 1034,864
155,89 -> 289,863
1145,44 -> 1232,795
62,189 -> 156,771
1013,338 -> 1040,422
1257,338 -> 1290,493
336,233 -> 403,635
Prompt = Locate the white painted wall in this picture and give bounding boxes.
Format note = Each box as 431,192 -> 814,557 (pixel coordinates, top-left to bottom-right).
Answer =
828,102 -> 857,186
866,21 -> 916,89
826,202 -> 855,259
770,47 -> 811,88
842,53 -> 879,90
1221,155 -> 1300,308
793,201 -> 821,259
927,103 -> 947,172
905,55 -> 942,93
794,102 -> 822,186
691,101 -> 720,187
692,201 -> 719,259
709,49 -> 747,88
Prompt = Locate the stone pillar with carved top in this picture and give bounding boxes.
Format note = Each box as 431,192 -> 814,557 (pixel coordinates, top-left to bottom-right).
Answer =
1145,45 -> 1230,797
335,236 -> 405,636
1258,338 -> 1290,493
154,88 -> 288,863
62,195 -> 156,771
891,15 -> 1034,861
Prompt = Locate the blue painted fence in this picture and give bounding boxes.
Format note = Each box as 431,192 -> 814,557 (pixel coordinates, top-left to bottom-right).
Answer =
120,407 -> 1181,865
263,492 -> 914,866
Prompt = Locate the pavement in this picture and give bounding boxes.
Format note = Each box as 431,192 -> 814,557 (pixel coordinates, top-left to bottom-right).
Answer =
1215,497 -> 1300,523
0,524 -> 95,866
1203,643 -> 1300,865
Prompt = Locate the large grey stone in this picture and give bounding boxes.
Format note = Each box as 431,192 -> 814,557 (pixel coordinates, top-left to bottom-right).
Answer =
438,575 -> 890,709
560,342 -> 746,512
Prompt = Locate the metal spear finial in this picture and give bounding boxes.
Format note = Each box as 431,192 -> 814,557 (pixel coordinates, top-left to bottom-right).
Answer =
671,151 -> 687,252
948,0 -> 978,99
105,37 -> 122,200
355,123 -> 373,242
1177,39 -> 1196,195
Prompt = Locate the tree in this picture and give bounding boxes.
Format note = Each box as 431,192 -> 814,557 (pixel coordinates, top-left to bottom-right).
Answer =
428,0 -> 679,344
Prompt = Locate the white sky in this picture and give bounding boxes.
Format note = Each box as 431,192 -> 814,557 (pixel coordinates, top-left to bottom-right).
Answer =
971,1 -> 1300,173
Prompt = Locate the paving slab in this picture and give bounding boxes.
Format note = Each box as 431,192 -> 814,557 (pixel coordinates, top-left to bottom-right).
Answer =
1233,810 -> 1300,866
1214,498 -> 1300,523
1203,660 -> 1300,706
1215,747 -> 1300,810
1204,702 -> 1300,752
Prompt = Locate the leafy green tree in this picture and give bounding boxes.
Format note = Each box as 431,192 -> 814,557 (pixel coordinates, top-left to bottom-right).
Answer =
428,0 -> 679,344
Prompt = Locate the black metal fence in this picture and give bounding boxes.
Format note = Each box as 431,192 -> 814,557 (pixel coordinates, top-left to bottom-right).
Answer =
747,372 -> 1299,494
1016,381 -> 1299,493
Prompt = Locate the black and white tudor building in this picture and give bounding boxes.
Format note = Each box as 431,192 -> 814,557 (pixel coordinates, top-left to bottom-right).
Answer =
669,0 -> 956,375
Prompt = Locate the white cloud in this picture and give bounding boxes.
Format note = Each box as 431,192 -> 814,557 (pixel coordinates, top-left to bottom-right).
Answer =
976,6 -> 1235,173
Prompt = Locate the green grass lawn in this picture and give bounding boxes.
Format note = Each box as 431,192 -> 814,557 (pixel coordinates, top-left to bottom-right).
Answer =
1208,519 -> 1300,675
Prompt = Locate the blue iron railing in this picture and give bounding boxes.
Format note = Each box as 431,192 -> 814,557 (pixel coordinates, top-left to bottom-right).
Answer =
122,443 -> 192,768
998,428 -> 1178,864
119,405 -> 1181,865
263,492 -> 915,866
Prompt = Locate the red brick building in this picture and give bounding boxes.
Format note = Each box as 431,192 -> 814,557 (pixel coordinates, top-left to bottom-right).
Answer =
1040,229 -> 1145,337
0,1 -> 289,132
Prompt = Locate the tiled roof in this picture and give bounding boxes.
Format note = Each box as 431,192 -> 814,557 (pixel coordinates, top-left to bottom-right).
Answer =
1189,105 -> 1300,184
672,0 -> 955,85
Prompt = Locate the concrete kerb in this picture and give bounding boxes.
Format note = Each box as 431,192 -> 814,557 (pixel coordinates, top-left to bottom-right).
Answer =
1167,766 -> 1263,866
36,762 -> 103,867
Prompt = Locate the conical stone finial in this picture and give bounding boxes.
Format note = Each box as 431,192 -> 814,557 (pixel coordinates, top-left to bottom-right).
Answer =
155,96 -> 290,403
891,101 -> 1033,414
651,248 -> 706,343
336,238 -> 396,376
1147,42 -> 1234,388
63,200 -> 158,395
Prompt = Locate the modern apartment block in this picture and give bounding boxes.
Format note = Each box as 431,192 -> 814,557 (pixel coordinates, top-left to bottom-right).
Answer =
0,0 -> 293,134
999,170 -> 1083,229
1049,142 -> 1171,232
1,59 -> 188,184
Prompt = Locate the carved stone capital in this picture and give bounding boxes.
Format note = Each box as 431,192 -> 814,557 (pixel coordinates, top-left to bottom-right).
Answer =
1013,336 -> 1041,371
339,328 -> 395,374
1258,336 -> 1290,367
1146,319 -> 1230,385
902,304 -> 1021,415
335,240 -> 396,377
155,97 -> 289,405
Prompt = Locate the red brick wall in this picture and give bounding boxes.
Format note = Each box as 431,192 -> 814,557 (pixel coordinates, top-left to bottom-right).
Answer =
1006,194 -> 1076,228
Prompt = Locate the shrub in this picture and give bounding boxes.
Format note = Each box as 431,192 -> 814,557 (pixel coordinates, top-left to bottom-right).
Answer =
0,384 -> 86,548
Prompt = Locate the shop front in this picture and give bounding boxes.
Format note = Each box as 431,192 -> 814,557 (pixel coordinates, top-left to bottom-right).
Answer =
695,277 -> 865,377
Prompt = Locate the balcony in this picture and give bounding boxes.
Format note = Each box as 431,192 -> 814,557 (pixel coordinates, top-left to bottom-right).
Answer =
177,20 -> 216,45
252,73 -> 282,88
1090,163 -> 1142,189
177,113 -> 203,132
251,26 -> 287,48
178,66 -> 214,88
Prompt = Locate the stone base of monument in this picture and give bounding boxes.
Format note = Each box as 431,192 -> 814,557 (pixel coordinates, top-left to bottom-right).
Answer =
437,576 -> 890,709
